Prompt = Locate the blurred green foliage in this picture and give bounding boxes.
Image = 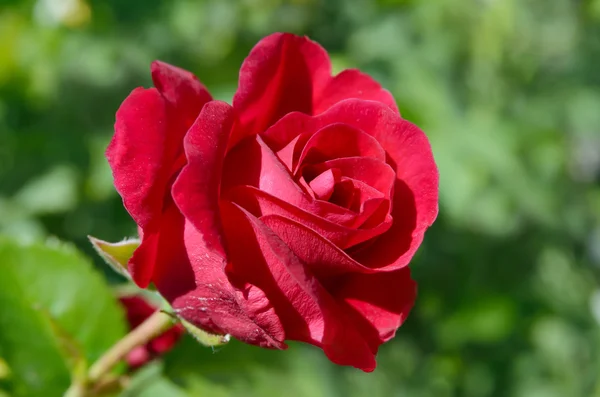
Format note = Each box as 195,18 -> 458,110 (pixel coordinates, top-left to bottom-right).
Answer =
1,0 -> 600,396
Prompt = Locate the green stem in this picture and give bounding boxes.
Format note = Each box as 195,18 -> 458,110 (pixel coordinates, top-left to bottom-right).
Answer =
87,310 -> 174,383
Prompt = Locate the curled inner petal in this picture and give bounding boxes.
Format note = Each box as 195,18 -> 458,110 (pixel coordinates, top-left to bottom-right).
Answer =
309,168 -> 341,201
225,185 -> 392,251
295,123 -> 386,174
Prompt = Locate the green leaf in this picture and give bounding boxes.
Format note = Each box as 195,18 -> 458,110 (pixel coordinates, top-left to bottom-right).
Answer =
120,362 -> 188,397
0,237 -> 127,396
89,236 -> 139,280
0,358 -> 10,380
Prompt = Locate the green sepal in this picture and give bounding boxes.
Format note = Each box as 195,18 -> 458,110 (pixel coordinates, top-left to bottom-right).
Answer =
88,236 -> 139,280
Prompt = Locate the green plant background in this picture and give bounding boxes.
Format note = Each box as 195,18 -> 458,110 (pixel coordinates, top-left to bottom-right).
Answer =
1,0 -> 600,396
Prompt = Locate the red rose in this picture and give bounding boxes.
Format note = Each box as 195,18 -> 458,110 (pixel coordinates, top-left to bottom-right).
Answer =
107,33 -> 438,371
119,295 -> 184,368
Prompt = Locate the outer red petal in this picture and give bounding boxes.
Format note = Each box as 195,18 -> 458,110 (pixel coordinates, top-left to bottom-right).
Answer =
151,60 -> 213,127
314,69 -> 398,115
172,101 -> 234,257
165,101 -> 286,348
152,204 -> 286,348
222,203 -> 377,371
232,33 -> 329,142
107,87 -> 168,286
334,267 -> 416,348
108,87 -> 167,231
231,33 -> 398,146
107,62 -> 212,287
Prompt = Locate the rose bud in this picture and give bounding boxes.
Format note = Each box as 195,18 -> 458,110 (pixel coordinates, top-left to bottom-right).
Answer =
119,295 -> 183,369
107,32 -> 438,371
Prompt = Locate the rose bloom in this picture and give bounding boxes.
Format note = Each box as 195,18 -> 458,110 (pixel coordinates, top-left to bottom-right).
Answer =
107,33 -> 438,371
119,295 -> 184,368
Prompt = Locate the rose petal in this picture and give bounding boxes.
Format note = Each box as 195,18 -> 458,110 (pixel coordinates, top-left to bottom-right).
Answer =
222,133 -> 385,228
297,176 -> 316,199
328,179 -> 356,209
260,213 -> 378,278
143,102 -> 287,348
222,135 -> 310,206
275,134 -> 301,171
314,69 -> 398,115
222,202 -> 377,371
231,33 -> 329,144
308,168 -> 341,200
295,123 -> 386,173
172,101 -> 234,257
261,111 -> 313,152
108,63 -> 212,287
257,99 -> 439,270
336,177 -> 384,213
333,267 -> 416,351
152,202 -> 286,349
226,186 -> 391,251
304,156 -> 395,199
108,88 -> 167,229
231,33 -> 398,147
107,88 -> 169,286
151,60 -> 213,128
316,102 -> 438,270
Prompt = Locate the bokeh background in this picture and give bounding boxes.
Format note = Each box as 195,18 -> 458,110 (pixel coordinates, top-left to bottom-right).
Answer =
2,0 -> 600,396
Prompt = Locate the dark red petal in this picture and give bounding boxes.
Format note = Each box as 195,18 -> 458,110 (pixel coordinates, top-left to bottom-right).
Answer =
258,99 -> 439,270
304,156 -> 396,199
172,101 -> 234,257
222,202 -> 377,371
309,168 -> 341,200
333,267 -> 416,347
336,177 -> 384,213
231,33 -> 330,144
222,135 -> 311,207
222,133 -> 386,229
260,213 -> 377,278
295,123 -> 386,173
108,63 -> 213,287
108,88 -> 166,232
316,101 -> 438,270
163,102 -> 285,347
151,60 -> 213,127
231,33 -> 398,147
328,179 -> 356,209
275,134 -> 302,171
297,176 -> 316,199
107,88 -> 168,286
152,203 -> 286,349
314,69 -> 398,115
227,186 -> 391,251
261,111 -> 312,152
